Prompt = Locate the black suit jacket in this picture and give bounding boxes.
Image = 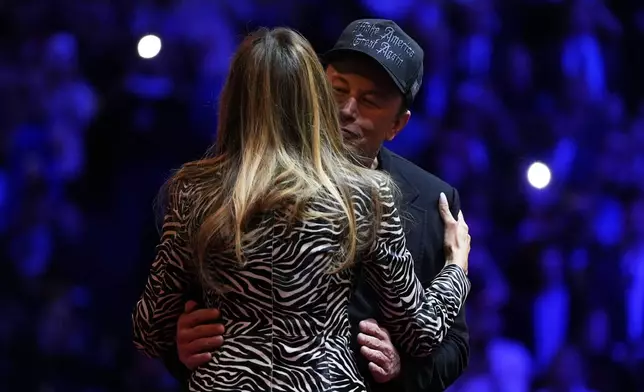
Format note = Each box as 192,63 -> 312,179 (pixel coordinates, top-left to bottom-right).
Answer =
160,147 -> 469,391
349,148 -> 469,392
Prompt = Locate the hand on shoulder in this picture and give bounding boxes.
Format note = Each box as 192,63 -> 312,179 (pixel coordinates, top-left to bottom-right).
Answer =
438,192 -> 470,275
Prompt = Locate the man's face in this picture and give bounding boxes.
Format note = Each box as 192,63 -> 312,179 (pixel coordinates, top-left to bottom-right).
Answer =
326,55 -> 410,164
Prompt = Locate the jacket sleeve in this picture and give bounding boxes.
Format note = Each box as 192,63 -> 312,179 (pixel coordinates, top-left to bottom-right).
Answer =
161,344 -> 192,384
362,183 -> 470,358
132,180 -> 194,359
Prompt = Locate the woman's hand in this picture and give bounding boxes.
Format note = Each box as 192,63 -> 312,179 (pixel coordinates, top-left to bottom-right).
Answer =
438,192 -> 470,274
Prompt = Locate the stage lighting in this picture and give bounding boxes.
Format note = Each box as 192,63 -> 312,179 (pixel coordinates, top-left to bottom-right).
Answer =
527,161 -> 551,189
137,34 -> 162,59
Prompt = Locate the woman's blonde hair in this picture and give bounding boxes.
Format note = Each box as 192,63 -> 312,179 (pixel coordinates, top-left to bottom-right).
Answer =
163,27 -> 396,290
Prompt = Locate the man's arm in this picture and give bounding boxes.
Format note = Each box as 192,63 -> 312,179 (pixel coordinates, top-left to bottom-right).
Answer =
162,343 -> 192,382
405,308 -> 469,391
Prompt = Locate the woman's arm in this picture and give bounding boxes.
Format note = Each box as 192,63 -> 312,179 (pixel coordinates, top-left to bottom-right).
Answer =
132,181 -> 194,358
362,184 -> 470,358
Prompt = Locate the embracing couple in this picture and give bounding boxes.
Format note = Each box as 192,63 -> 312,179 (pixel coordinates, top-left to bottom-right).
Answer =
133,19 -> 471,392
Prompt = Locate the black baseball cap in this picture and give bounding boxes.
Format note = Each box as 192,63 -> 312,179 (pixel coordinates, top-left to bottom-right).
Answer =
323,19 -> 424,106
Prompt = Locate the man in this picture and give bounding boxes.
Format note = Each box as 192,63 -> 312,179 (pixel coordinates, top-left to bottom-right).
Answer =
163,19 -> 469,391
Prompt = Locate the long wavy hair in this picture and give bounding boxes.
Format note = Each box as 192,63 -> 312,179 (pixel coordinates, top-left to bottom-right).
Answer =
162,27 -> 396,290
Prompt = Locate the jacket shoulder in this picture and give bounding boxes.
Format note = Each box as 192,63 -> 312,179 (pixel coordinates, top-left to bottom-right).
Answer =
387,151 -> 455,195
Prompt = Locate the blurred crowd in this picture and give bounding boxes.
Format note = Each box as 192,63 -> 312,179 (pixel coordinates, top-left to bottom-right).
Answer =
1,0 -> 643,391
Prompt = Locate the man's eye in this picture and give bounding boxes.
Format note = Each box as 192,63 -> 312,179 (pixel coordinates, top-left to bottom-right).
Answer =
361,98 -> 378,107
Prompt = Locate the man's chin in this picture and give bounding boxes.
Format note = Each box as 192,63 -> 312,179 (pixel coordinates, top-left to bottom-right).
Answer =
341,129 -> 355,140
342,142 -> 373,168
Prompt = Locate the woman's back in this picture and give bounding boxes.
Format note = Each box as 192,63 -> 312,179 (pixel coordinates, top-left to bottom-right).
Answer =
192,189 -> 368,391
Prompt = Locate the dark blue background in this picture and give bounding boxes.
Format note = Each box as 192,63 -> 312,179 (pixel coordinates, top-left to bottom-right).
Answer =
0,0 -> 642,391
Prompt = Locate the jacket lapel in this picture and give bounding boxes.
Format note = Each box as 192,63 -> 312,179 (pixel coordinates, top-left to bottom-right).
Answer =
377,148 -> 427,275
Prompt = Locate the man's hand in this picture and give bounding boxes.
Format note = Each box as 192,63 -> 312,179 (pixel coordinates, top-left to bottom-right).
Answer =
357,318 -> 401,383
176,300 -> 225,370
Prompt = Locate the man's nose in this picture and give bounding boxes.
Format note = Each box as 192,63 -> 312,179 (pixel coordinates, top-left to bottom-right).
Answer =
339,97 -> 358,123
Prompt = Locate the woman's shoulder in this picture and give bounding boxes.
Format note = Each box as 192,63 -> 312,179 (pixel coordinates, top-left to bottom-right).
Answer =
169,161 -> 225,198
161,173 -> 213,220
340,170 -> 396,214
347,171 -> 396,201
167,176 -> 200,202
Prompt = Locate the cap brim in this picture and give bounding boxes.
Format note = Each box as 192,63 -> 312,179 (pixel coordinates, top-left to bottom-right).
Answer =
322,48 -> 407,97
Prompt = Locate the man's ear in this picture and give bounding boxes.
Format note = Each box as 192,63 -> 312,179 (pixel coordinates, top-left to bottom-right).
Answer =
386,110 -> 411,141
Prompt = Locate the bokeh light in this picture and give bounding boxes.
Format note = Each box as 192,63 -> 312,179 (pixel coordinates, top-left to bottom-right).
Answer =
137,34 -> 162,59
527,161 -> 551,189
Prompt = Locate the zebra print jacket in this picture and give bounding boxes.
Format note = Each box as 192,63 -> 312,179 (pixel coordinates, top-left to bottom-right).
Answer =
132,179 -> 470,392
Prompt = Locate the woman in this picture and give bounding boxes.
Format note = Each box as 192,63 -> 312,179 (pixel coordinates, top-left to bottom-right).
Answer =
132,27 -> 471,392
